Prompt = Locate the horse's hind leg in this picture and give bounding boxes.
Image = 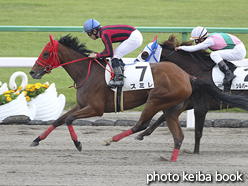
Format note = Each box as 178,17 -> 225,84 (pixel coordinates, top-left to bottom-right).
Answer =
135,114 -> 165,140
102,101 -> 162,146
162,102 -> 188,162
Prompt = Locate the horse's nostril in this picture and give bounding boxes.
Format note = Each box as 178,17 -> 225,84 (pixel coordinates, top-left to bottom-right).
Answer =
29,71 -> 34,76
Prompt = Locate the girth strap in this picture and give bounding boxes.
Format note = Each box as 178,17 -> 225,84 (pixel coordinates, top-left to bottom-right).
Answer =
114,87 -> 123,112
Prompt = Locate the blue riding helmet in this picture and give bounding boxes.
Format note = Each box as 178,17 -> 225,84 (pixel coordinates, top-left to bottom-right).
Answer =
83,19 -> 101,33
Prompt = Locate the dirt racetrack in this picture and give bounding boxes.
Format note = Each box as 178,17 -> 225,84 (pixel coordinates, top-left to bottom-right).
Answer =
0,125 -> 247,186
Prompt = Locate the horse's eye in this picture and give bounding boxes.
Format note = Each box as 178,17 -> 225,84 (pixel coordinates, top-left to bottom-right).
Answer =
43,51 -> 50,59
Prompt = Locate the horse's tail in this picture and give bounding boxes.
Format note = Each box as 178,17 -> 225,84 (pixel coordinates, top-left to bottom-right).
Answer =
190,77 -> 248,111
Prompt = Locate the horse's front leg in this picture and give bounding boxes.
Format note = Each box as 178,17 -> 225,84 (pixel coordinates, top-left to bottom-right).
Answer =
64,105 -> 104,151
193,109 -> 207,154
30,104 -> 81,148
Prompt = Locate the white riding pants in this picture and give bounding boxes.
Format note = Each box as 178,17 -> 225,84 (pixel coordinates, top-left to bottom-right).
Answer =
210,43 -> 246,64
113,29 -> 143,59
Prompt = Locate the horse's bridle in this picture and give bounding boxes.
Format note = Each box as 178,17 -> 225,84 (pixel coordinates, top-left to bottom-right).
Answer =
36,34 -> 93,73
36,35 -> 114,89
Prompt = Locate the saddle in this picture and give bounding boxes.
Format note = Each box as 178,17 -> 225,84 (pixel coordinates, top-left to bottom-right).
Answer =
212,60 -> 248,91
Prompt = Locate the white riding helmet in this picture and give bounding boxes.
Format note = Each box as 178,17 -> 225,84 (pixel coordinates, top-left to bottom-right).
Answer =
190,26 -> 208,40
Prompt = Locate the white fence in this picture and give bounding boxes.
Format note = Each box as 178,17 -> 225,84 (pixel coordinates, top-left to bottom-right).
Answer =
0,57 -> 138,67
0,57 -> 37,67
0,57 -> 195,127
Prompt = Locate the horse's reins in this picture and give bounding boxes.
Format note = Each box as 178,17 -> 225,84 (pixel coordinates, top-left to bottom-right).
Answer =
189,53 -> 214,71
160,50 -> 175,61
68,58 -> 114,89
38,56 -> 114,89
36,36 -> 114,89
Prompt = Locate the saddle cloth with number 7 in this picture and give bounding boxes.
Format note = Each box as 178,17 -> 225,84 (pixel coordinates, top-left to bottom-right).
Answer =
105,62 -> 154,92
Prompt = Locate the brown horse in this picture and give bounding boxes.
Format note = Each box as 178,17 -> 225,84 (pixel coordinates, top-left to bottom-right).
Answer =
136,35 -> 248,154
29,34 -> 248,162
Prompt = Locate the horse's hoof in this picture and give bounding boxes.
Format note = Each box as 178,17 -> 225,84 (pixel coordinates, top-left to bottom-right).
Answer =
101,138 -> 112,146
77,142 -> 82,152
74,141 -> 82,152
102,141 -> 110,146
30,141 -> 39,147
193,150 -> 200,154
134,135 -> 144,141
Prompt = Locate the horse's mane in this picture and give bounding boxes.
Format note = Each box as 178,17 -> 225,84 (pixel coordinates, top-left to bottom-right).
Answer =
159,34 -> 210,57
58,34 -> 93,56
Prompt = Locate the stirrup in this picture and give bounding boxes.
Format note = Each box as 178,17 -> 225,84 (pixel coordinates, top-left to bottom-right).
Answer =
114,80 -> 124,87
107,79 -> 116,89
225,74 -> 236,82
223,78 -> 232,95
108,81 -> 124,88
107,78 -> 124,88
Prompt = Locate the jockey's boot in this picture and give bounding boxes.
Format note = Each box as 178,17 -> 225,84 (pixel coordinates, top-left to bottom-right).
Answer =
218,60 -> 236,86
118,58 -> 125,72
107,58 -> 124,89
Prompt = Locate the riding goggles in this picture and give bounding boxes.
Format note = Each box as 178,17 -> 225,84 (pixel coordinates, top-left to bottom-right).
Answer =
87,32 -> 93,36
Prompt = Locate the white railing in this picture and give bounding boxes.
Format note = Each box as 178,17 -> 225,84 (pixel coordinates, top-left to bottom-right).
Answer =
0,57 -> 37,67
0,57 -> 196,127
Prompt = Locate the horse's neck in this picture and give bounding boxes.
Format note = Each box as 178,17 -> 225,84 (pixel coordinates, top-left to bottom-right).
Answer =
58,49 -> 89,83
162,51 -> 212,79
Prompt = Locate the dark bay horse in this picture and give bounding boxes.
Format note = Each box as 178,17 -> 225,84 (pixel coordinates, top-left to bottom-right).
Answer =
136,35 -> 248,154
29,34 -> 248,162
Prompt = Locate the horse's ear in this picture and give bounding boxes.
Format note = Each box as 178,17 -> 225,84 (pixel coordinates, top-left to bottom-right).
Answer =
151,37 -> 158,50
152,35 -> 157,42
49,34 -> 54,46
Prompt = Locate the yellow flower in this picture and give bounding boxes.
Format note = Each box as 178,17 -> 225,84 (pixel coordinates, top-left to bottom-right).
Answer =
3,91 -> 11,94
35,84 -> 40,89
23,91 -> 28,96
30,87 -> 35,92
6,97 -> 12,102
4,94 -> 10,97
26,96 -> 30,102
15,92 -> 20,96
17,86 -> 23,91
26,84 -> 32,89
9,90 -> 15,93
41,84 -> 48,88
